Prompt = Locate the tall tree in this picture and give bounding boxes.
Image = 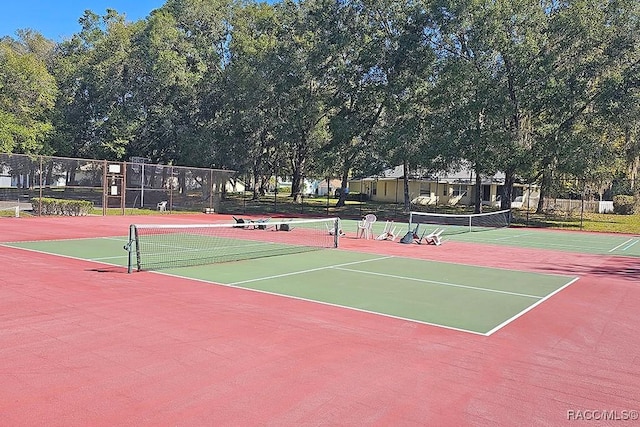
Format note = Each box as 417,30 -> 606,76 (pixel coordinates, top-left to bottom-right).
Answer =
267,0 -> 336,202
222,1 -> 281,198
51,10 -> 139,160
428,0 -> 507,212
530,0 -> 640,211
0,33 -> 57,154
128,0 -> 233,167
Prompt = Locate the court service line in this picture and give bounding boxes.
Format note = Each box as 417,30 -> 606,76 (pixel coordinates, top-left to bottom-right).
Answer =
101,237 -> 129,243
492,233 -> 531,241
609,238 -> 635,253
229,256 -> 394,285
484,277 -> 580,336
332,267 -> 543,299
622,239 -> 638,251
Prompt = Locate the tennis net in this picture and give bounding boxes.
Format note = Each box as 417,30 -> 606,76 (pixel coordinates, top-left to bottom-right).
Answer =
125,217 -> 341,272
409,209 -> 511,234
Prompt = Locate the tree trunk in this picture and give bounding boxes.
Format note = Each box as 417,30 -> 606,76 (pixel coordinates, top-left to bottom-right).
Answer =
335,163 -> 350,207
536,168 -> 551,213
474,170 -> 482,214
403,159 -> 410,212
501,168 -> 516,210
290,141 -> 308,204
252,167 -> 261,200
291,168 -> 302,203
179,170 -> 186,194
45,164 -> 54,186
67,160 -> 78,185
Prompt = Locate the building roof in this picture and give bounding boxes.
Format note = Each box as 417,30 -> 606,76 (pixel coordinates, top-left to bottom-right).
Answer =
355,165 -> 506,184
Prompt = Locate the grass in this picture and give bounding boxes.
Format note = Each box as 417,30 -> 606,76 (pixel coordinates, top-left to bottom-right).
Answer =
513,211 -> 640,234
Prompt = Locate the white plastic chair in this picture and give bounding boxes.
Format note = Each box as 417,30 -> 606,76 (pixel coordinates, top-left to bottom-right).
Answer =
357,214 -> 377,239
157,201 -> 167,212
326,222 -> 345,236
423,228 -> 443,245
376,221 -> 397,241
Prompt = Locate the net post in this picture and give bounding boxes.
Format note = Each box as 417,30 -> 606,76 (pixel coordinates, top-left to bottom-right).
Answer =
126,225 -> 134,273
134,225 -> 141,272
333,218 -> 339,248
125,224 -> 141,273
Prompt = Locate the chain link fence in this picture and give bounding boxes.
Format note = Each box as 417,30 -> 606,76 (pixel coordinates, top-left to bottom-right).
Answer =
529,177 -> 637,215
0,153 -> 233,215
513,177 -> 638,228
2,152 -> 635,226
220,175 -> 637,227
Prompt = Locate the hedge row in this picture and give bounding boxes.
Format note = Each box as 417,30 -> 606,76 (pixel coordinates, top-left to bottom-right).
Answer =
33,197 -> 94,216
334,189 -> 369,202
612,195 -> 638,215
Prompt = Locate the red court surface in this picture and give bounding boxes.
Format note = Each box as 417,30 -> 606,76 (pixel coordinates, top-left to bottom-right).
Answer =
1,214 -> 639,426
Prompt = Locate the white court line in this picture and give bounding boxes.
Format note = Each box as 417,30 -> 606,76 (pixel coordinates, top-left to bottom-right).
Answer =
91,254 -> 128,261
1,244 -> 124,269
460,235 -> 616,252
152,268 -> 488,336
101,237 -> 128,242
484,277 -> 580,336
229,256 -> 394,285
4,239 -> 576,336
492,233 -> 531,241
333,267 -> 543,299
2,235 -> 126,244
622,240 -> 638,251
609,238 -> 634,253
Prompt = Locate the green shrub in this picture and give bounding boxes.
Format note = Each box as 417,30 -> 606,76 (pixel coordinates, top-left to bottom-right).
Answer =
33,197 -> 94,216
612,195 -> 636,215
344,192 -> 368,202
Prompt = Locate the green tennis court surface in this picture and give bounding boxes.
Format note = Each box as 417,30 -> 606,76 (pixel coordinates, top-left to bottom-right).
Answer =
448,227 -> 640,255
5,236 -> 576,335
341,219 -> 640,256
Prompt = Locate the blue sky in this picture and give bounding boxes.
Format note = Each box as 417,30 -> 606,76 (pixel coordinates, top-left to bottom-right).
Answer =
1,1 -> 167,41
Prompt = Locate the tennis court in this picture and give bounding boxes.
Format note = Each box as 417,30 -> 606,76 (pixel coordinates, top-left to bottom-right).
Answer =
441,227 -> 640,255
4,232 -> 577,335
344,210 -> 640,257
1,213 -> 639,426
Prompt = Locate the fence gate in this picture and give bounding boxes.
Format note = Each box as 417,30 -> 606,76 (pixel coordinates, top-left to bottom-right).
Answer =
103,161 -> 126,214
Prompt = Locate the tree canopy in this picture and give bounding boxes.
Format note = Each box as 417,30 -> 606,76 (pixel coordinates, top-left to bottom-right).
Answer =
1,0 -> 638,208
